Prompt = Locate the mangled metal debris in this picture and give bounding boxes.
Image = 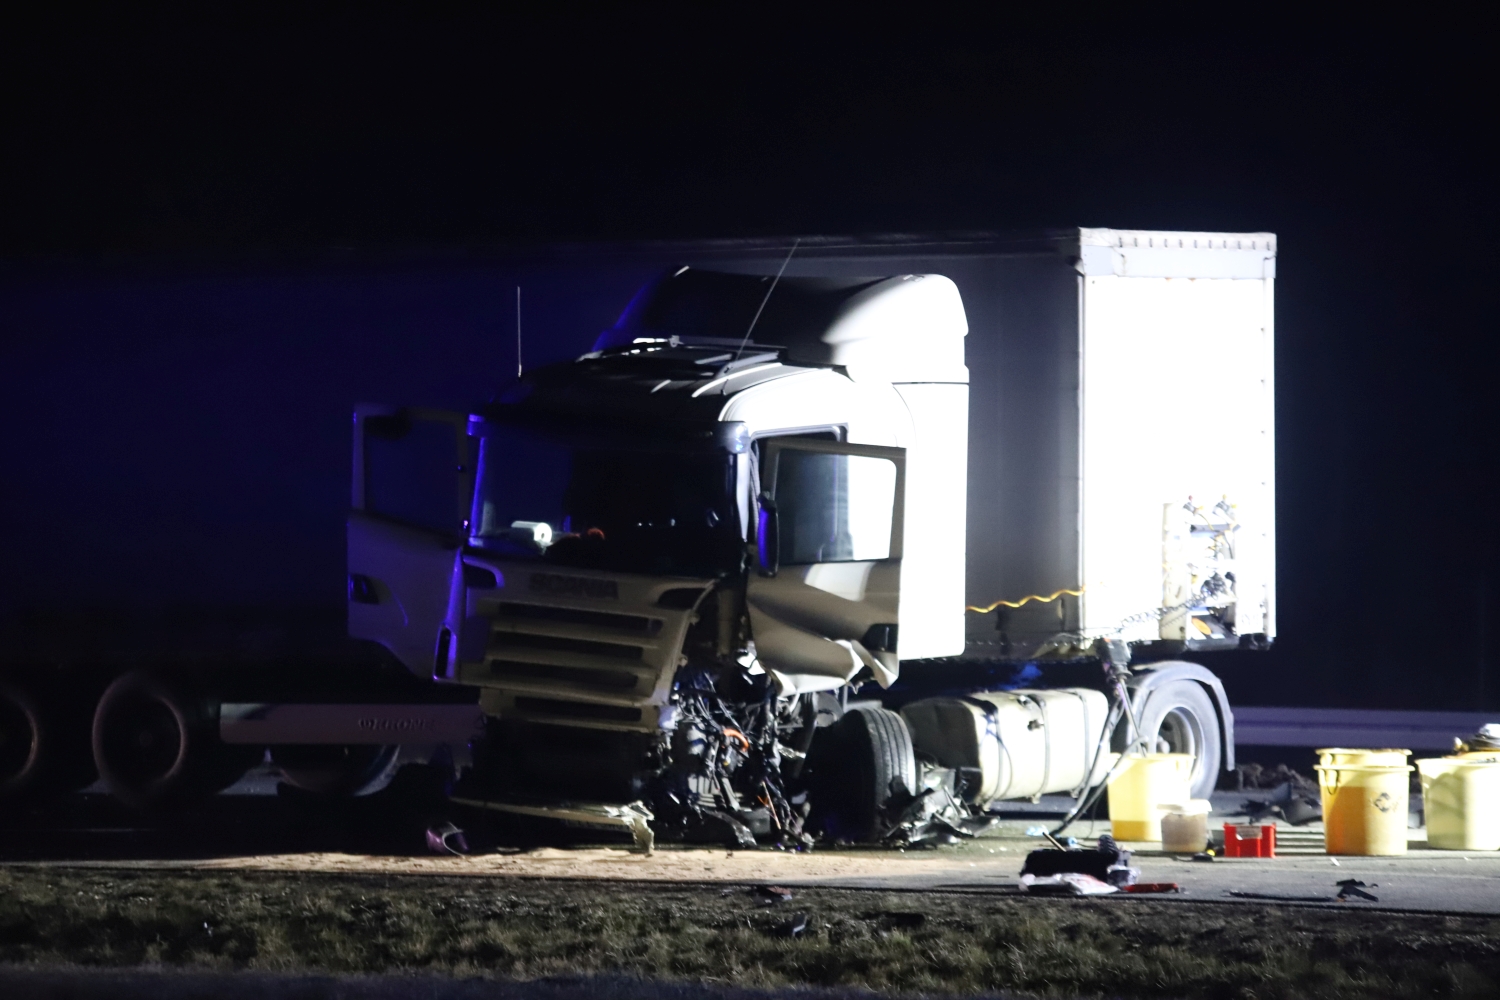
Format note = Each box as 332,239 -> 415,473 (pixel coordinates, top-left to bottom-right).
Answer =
452,798 -> 656,852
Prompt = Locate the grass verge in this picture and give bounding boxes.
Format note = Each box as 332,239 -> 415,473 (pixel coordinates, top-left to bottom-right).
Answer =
2,867 -> 1498,998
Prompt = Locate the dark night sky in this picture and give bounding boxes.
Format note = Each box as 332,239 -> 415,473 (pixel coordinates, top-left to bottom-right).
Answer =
1,9 -> 1496,709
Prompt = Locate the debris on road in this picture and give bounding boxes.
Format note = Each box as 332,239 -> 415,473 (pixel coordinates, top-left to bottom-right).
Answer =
1021,833 -> 1138,888
1022,872 -> 1119,895
423,822 -> 469,856
1124,883 -> 1183,894
755,885 -> 794,904
1336,879 -> 1380,902
1454,723 -> 1500,754
880,768 -> 998,848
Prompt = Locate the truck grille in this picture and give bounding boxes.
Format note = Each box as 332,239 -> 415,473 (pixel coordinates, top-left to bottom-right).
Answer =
463,563 -> 711,732
495,602 -> 661,636
490,660 -> 640,692
491,632 -> 645,661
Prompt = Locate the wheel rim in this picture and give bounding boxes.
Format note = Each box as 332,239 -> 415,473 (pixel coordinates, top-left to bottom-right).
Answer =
101,694 -> 186,787
1154,706 -> 1206,786
0,692 -> 41,788
273,744 -> 396,795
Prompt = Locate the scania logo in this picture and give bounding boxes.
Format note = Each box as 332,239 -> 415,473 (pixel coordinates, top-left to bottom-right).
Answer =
356,717 -> 434,732
529,572 -> 619,600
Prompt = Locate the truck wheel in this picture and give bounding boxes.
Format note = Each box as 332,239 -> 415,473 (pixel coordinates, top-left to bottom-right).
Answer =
1,678 -> 98,804
1133,680 -> 1222,800
0,681 -> 44,801
807,705 -> 917,843
272,744 -> 400,797
91,670 -> 231,810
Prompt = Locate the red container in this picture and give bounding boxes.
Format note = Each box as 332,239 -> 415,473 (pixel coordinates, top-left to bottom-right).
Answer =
1222,823 -> 1277,858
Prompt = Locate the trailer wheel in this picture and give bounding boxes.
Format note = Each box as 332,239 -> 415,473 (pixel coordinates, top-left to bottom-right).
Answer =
92,670 -> 237,809
1133,680 -> 1222,799
272,744 -> 400,797
0,679 -> 98,803
807,705 -> 917,843
0,681 -> 44,801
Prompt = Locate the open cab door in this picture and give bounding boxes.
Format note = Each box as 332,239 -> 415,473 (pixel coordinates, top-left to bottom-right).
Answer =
347,405 -> 472,677
746,437 -> 905,693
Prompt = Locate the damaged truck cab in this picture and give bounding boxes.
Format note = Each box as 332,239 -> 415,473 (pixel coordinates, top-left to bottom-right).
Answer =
349,232 -> 1273,844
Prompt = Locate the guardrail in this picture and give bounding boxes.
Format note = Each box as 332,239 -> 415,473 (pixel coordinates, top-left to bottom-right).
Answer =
1234,706 -> 1497,750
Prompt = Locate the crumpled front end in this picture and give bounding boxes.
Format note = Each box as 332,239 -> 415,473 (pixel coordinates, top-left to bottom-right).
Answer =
446,557 -> 711,733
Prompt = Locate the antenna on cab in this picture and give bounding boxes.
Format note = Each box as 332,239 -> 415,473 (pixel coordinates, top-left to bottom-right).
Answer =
735,238 -> 799,360
515,286 -> 523,379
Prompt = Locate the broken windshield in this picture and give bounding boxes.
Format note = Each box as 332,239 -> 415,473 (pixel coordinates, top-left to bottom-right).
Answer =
469,425 -> 742,577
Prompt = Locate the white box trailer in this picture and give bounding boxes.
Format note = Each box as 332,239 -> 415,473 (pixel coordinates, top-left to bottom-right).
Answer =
682,228 -> 1277,658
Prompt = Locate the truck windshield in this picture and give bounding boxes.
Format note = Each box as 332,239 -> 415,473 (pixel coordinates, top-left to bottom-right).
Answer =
469,425 -> 741,577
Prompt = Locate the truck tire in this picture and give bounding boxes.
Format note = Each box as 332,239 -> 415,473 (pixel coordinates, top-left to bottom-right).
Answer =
91,670 -> 251,809
807,705 -> 917,843
1133,680 -> 1222,799
272,744 -> 400,797
1,678 -> 97,804
0,680 -> 44,801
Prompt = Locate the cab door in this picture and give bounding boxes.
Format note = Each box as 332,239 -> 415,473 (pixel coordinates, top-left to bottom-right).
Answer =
746,437 -> 905,693
347,404 -> 472,677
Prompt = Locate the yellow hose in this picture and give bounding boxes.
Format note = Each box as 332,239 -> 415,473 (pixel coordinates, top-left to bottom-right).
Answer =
965,586 -> 1085,614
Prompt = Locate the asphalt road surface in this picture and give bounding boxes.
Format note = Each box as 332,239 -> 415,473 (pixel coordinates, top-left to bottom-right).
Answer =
4,772 -> 1498,916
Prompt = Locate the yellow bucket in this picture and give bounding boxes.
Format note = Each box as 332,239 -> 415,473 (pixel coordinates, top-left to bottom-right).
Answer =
1317,747 -> 1411,768
1316,763 -> 1412,855
1417,756 -> 1500,851
1107,753 -> 1194,841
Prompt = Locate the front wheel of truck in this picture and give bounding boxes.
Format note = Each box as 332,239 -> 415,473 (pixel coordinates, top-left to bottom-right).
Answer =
272,744 -> 400,797
806,705 -> 917,843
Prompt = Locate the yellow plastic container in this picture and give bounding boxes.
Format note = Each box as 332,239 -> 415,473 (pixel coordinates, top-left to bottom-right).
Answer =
1316,763 -> 1412,855
1107,753 -> 1194,841
1417,756 -> 1500,850
1317,747 -> 1411,768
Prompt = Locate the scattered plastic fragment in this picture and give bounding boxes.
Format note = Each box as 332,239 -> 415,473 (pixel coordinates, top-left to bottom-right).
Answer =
1124,883 -> 1183,894
778,912 -> 810,938
424,821 -> 469,856
755,885 -> 794,903
1336,879 -> 1379,902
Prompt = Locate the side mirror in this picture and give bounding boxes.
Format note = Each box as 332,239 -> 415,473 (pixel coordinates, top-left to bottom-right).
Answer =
756,492 -> 779,577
